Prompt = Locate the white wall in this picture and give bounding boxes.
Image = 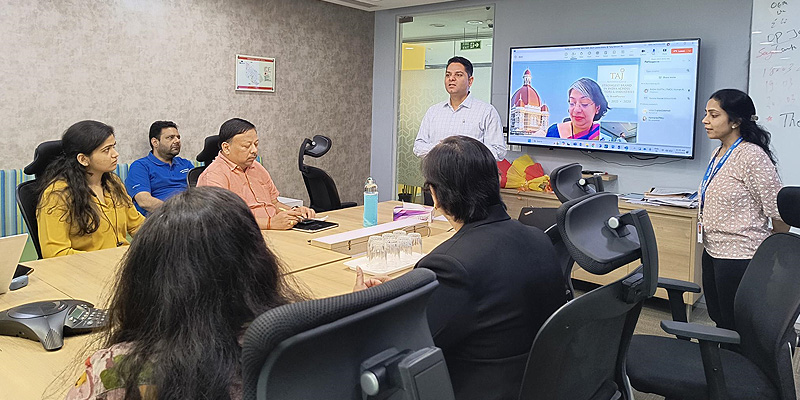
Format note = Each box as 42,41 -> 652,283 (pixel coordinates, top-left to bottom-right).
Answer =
372,0 -> 754,198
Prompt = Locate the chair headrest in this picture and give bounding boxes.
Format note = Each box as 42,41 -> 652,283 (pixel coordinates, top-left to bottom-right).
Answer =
557,193 -> 639,273
303,135 -> 331,158
24,140 -> 63,177
778,186 -> 800,228
556,193 -> 658,299
196,136 -> 219,163
551,163 -> 602,203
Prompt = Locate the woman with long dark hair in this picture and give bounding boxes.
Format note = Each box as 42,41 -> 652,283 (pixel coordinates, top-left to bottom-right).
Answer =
699,89 -> 789,331
37,120 -> 144,258
65,187 -> 306,400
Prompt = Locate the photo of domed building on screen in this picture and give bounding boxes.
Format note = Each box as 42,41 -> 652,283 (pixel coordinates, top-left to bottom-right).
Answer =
509,69 -> 549,136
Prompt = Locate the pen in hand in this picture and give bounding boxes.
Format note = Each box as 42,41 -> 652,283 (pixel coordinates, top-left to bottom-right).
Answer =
279,207 -> 305,221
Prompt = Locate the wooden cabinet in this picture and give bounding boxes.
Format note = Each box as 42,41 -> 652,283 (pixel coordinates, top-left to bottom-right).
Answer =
500,189 -> 702,305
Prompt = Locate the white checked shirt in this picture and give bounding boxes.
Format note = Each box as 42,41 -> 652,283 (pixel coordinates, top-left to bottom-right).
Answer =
414,93 -> 506,161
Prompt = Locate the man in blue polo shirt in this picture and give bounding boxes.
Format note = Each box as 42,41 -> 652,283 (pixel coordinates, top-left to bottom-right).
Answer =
126,121 -> 194,215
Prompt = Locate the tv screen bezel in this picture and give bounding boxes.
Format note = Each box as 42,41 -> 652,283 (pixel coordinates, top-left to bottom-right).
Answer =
506,38 -> 701,160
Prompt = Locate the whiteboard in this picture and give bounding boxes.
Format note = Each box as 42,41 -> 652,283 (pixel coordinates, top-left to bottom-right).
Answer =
749,0 -> 800,186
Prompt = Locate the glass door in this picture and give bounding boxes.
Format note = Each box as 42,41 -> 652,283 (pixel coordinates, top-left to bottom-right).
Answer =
395,6 -> 495,203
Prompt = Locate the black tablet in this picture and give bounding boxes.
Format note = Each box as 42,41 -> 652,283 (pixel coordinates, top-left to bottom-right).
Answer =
291,219 -> 339,233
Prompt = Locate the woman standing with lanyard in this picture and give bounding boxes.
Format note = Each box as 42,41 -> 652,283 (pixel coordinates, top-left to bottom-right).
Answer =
699,89 -> 789,331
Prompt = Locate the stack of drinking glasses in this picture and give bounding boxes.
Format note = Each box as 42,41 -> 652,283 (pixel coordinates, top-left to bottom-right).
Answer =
366,230 -> 423,272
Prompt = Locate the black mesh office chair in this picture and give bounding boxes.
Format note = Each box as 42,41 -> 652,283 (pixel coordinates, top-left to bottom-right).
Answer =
298,135 -> 356,212
517,163 -> 605,302
551,162 -> 702,329
518,192 -> 659,400
626,186 -> 800,400
517,207 -> 575,300
16,140 -> 64,259
241,268 -> 455,400
187,136 -> 219,187
550,163 -> 604,203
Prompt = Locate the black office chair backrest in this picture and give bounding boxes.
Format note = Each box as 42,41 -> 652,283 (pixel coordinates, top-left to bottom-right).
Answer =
733,186 -> 800,399
16,181 -> 43,259
186,166 -> 206,188
517,207 -> 557,231
544,225 -> 576,301
518,192 -> 658,400
241,268 -> 453,400
16,140 -> 64,260
196,136 -> 220,164
550,163 -> 604,203
302,165 -> 344,212
298,135 -> 354,212
186,136 -> 220,188
517,207 -> 574,300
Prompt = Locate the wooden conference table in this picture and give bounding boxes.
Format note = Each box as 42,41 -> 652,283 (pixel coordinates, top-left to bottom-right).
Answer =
0,201 -> 454,400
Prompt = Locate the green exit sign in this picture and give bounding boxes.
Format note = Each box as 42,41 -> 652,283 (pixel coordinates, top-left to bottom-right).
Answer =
460,40 -> 482,51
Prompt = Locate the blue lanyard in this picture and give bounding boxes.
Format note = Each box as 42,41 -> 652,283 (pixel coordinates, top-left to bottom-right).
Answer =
700,137 -> 743,215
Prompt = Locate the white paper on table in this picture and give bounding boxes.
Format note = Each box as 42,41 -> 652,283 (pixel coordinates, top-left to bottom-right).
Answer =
313,219 -> 424,245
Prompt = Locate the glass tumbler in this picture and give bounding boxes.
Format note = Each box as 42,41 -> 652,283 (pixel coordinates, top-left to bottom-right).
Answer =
408,233 -> 423,256
367,236 -> 386,272
385,238 -> 400,269
399,236 -> 413,263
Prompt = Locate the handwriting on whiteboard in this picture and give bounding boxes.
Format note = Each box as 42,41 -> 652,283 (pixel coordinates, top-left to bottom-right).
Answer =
751,0 -> 800,185
778,111 -> 800,127
756,2 -> 798,59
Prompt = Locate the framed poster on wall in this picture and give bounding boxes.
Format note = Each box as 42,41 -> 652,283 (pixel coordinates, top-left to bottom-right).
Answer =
235,54 -> 275,92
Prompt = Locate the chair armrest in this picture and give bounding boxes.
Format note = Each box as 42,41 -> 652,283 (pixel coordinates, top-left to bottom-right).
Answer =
341,202 -> 357,209
661,321 -> 738,400
658,278 -> 701,293
660,321 -> 741,344
658,278 -> 701,325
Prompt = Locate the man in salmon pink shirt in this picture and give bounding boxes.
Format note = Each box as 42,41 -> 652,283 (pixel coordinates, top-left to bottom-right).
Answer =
197,118 -> 315,230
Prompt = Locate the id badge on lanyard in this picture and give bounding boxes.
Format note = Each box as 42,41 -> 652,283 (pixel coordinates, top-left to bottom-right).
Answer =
697,137 -> 742,243
697,221 -> 703,243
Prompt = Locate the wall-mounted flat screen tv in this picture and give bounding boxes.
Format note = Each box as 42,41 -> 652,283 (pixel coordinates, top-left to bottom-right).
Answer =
507,39 -> 700,158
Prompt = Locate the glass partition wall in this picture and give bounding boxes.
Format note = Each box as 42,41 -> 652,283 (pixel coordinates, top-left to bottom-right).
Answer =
395,6 -> 495,203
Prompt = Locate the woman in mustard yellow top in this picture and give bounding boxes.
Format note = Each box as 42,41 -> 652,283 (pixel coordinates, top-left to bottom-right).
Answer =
37,120 -> 144,258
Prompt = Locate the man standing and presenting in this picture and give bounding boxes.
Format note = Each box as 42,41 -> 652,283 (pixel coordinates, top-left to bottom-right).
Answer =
414,56 -> 506,161
126,121 -> 195,215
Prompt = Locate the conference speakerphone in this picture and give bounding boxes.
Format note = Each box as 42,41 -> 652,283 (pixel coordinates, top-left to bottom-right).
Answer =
0,300 -> 107,351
